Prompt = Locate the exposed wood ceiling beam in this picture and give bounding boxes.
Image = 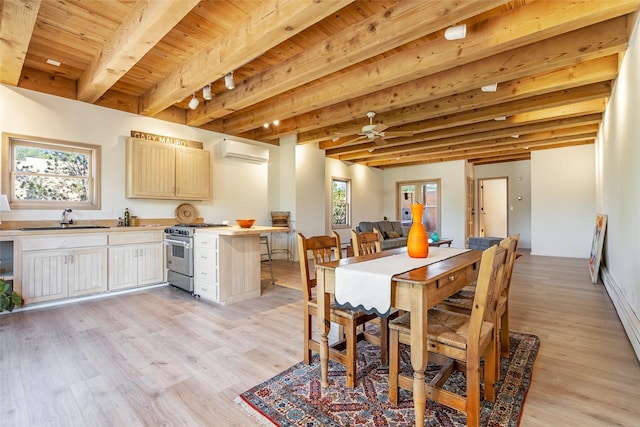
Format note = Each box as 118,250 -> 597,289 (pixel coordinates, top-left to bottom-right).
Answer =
139,0 -> 354,116
0,0 -> 41,85
77,0 -> 200,103
337,121 -> 601,162
6,0 -> 639,167
366,130 -> 597,168
318,55 -> 617,149
186,0 -> 506,127
222,0 -> 636,139
323,81 -> 612,158
333,113 -> 604,161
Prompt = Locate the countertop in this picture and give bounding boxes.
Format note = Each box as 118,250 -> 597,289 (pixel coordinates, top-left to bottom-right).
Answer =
0,225 -> 167,237
195,225 -> 289,236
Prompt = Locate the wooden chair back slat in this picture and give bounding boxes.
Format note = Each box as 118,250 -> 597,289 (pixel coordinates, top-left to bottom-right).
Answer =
351,229 -> 382,256
297,232 -> 341,301
467,244 -> 507,345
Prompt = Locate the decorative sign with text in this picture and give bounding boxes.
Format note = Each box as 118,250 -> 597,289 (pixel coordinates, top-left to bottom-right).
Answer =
130,130 -> 203,149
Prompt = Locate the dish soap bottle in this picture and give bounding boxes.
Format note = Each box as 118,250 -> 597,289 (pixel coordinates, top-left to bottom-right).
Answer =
124,208 -> 130,227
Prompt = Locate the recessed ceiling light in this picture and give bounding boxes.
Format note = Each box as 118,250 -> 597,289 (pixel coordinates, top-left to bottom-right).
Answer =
263,123 -> 269,128
481,83 -> 498,92
494,116 -> 507,121
272,120 -> 280,126
511,134 -> 520,138
46,58 -> 61,67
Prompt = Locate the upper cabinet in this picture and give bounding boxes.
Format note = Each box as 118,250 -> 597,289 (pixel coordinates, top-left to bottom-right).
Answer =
125,137 -> 212,200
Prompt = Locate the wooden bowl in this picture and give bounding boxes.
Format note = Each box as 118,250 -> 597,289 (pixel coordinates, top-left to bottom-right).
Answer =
236,219 -> 256,228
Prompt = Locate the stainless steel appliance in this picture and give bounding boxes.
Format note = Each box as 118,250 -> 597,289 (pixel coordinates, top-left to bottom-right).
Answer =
164,223 -> 226,293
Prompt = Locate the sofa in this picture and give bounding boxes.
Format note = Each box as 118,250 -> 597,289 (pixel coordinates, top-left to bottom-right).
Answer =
356,220 -> 410,250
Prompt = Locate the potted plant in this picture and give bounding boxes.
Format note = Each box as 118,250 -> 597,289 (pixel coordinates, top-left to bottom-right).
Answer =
0,277 -> 22,312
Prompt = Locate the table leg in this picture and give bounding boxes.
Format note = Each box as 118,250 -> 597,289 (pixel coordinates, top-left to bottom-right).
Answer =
410,285 -> 428,427
316,267 -> 330,387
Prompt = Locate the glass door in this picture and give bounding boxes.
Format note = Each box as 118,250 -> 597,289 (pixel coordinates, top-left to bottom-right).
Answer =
397,180 -> 440,233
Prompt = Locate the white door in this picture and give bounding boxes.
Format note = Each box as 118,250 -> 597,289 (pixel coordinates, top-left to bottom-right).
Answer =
479,178 -> 508,238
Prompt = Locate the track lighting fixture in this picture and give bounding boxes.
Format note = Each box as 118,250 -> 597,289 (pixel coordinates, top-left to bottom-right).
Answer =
203,84 -> 212,100
188,93 -> 199,110
444,24 -> 466,41
225,71 -> 235,90
481,83 -> 498,92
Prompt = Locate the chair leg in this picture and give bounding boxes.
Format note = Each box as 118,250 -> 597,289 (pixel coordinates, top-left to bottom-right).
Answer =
500,304 -> 510,358
304,312 -> 312,364
466,356 -> 482,427
379,317 -> 389,365
483,337 -> 497,403
345,319 -> 357,387
389,328 -> 400,405
260,236 -> 275,285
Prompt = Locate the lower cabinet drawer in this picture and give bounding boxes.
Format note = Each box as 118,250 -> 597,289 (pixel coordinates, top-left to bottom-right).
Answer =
194,248 -> 217,265
195,263 -> 217,283
196,281 -> 218,300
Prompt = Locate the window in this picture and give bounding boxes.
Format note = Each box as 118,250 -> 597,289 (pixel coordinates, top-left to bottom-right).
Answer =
397,180 -> 440,233
2,133 -> 101,209
331,177 -> 351,228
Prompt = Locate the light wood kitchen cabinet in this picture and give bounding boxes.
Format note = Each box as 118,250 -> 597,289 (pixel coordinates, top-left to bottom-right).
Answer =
108,231 -> 164,290
194,232 -> 218,301
194,230 -> 261,305
20,234 -> 108,304
125,137 -> 211,200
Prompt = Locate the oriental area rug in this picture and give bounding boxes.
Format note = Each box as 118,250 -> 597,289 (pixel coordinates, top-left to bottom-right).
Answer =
236,331 -> 540,427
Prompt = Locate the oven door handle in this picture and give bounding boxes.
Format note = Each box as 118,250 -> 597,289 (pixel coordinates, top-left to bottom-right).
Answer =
164,239 -> 191,249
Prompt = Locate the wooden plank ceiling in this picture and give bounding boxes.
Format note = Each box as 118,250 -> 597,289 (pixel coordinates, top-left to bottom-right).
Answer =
2,0 -> 639,168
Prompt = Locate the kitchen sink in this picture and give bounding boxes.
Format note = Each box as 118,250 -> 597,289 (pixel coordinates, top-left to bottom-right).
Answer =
20,225 -> 111,231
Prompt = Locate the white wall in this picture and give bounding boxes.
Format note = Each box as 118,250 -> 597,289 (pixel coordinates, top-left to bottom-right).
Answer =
383,160 -> 467,248
596,13 -> 640,359
531,145 -> 595,257
0,84 -> 273,225
295,142 -> 326,238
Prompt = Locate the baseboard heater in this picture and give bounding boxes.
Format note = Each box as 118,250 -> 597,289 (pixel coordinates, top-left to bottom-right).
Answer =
221,139 -> 269,163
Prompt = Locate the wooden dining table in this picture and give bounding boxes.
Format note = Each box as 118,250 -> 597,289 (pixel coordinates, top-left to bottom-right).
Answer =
315,246 -> 483,427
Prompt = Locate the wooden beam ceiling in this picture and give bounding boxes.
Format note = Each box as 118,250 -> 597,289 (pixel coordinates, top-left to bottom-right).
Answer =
3,0 -> 639,167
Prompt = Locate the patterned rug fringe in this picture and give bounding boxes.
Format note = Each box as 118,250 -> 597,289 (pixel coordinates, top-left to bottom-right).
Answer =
235,395 -> 277,426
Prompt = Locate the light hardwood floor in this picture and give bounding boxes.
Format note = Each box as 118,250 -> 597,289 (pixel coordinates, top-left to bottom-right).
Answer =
1,253 -> 639,426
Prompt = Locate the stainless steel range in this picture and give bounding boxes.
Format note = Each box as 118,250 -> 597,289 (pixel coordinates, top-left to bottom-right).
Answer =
164,223 -> 226,293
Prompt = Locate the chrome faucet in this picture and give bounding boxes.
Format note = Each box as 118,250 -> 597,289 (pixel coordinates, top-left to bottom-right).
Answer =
61,208 -> 73,227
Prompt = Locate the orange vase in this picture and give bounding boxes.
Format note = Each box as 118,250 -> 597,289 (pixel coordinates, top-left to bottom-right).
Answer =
407,203 -> 429,258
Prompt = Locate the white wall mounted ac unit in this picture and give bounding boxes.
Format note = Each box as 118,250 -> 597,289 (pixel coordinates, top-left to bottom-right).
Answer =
221,139 -> 269,163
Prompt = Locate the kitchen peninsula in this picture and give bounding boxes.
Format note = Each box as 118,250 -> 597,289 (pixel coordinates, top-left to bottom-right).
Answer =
193,225 -> 288,304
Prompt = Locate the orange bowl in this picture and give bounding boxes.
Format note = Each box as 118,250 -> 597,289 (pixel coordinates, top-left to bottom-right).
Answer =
236,218 -> 256,228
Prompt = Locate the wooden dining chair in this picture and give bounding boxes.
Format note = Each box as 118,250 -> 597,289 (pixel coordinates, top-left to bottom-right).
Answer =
350,228 -> 382,256
439,234 -> 520,364
388,244 -> 507,427
297,231 -> 383,387
350,228 -> 393,363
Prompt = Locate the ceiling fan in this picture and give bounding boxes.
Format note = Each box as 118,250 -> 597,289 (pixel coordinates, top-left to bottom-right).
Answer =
343,112 -> 389,145
340,112 -> 421,146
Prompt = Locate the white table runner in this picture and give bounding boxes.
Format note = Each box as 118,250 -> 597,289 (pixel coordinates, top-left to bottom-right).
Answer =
334,247 -> 470,316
